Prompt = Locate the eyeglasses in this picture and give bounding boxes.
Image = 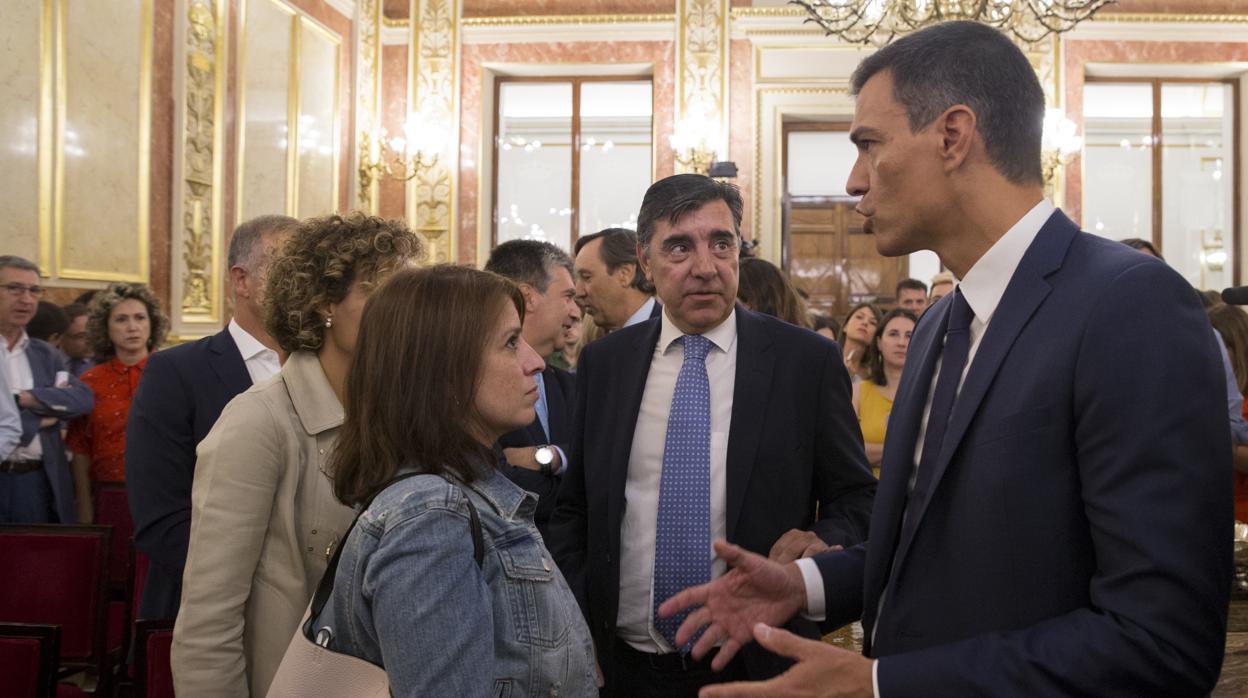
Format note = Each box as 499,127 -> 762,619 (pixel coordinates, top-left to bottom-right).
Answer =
0,283 -> 45,299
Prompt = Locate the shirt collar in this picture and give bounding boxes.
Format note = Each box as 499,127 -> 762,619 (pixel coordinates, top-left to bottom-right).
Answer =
282,350 -> 344,435
106,355 -> 148,373
228,318 -> 272,361
3,330 -> 30,355
623,297 -> 657,329
956,199 -> 1055,325
658,306 -> 737,356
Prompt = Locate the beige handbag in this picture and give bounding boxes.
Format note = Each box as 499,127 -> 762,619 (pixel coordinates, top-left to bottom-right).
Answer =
267,473 -> 484,697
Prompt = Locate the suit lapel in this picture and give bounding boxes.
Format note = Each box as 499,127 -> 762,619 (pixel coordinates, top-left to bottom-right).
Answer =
890,211 -> 1077,576
208,328 -> 252,395
606,321 -> 662,547
725,309 -> 774,540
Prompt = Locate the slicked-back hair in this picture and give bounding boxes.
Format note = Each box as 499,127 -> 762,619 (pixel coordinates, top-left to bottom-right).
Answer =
28,301 -> 69,342
850,20 -> 1045,186
636,174 -> 744,249
485,239 -> 574,292
62,302 -> 89,322
896,278 -> 928,296
574,228 -> 655,294
331,265 -> 526,507
0,255 -> 41,277
227,214 -> 298,270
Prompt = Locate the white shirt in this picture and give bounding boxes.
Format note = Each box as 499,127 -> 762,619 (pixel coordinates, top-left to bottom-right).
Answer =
0,355 -> 22,459
622,297 -> 657,329
796,199 -> 1055,697
228,319 -> 281,385
2,331 -> 42,460
617,307 -> 737,653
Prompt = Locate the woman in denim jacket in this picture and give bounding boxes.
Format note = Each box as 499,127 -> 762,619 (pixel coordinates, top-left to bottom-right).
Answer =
324,265 -> 598,697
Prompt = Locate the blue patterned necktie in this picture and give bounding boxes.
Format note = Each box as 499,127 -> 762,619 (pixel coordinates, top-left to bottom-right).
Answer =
653,334 -> 713,652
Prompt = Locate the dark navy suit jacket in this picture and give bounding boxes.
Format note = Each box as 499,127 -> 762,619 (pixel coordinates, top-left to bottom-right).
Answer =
125,328 -> 251,620
549,306 -> 876,679
497,365 -> 575,541
18,338 -> 93,523
814,211 -> 1231,695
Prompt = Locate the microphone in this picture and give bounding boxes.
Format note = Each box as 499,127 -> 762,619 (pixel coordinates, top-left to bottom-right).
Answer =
1221,287 -> 1248,305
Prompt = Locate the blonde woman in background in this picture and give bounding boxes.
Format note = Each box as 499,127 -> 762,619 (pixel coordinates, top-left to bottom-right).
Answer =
172,214 -> 422,696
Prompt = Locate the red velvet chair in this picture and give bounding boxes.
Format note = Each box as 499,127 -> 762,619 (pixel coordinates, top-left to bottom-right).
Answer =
94,483 -> 135,662
132,619 -> 175,698
0,525 -> 119,696
0,623 -> 60,698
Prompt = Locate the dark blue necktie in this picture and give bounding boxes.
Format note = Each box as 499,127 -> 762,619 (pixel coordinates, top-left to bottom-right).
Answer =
911,288 -> 975,502
653,334 -> 713,652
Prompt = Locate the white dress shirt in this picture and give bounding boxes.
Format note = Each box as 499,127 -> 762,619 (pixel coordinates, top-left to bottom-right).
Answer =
228,319 -> 281,385
622,297 -> 657,329
2,331 -> 42,460
0,355 -> 22,459
796,199 -> 1055,697
617,307 -> 737,653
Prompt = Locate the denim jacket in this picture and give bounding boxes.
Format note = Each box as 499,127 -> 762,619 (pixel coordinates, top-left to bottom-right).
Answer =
325,468 -> 598,697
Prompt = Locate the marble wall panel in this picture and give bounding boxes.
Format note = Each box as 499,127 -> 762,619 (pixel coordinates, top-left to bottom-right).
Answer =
379,44 -> 408,220
150,0 -> 173,312
0,1 -> 42,264
238,0 -> 295,222
729,38 -> 752,240
287,0 -> 352,214
59,0 -> 149,281
296,19 -> 340,217
459,39 -> 675,265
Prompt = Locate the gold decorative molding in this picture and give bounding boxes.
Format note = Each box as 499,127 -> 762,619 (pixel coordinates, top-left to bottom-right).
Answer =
355,0 -> 382,214
1089,12 -> 1248,24
177,0 -> 227,325
675,0 -> 729,174
731,7 -> 806,19
38,0 -> 53,273
407,0 -> 459,263
383,13 -> 674,28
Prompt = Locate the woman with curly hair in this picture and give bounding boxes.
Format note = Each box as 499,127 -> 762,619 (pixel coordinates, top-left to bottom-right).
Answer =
65,282 -> 167,522
173,213 -> 422,697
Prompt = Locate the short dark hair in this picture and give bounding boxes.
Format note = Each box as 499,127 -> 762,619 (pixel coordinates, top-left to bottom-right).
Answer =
331,265 -> 526,507
1120,238 -> 1164,262
574,228 -> 654,294
62,302 -> 89,322
636,174 -> 744,249
73,290 -> 99,306
228,214 -> 298,270
896,278 -> 927,296
0,255 -> 41,277
866,307 -> 918,386
485,239 -> 573,292
850,20 -> 1045,186
27,301 -> 69,342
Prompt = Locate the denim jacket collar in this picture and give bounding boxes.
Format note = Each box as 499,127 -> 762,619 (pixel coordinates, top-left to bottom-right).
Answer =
465,468 -> 538,522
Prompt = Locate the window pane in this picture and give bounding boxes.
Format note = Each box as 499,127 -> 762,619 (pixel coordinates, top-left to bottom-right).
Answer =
578,81 -> 653,236
1162,82 -> 1233,291
1082,83 -> 1153,242
786,131 -> 856,197
497,82 -> 572,249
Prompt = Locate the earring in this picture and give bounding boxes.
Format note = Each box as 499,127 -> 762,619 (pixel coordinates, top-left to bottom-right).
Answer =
324,316 -> 333,329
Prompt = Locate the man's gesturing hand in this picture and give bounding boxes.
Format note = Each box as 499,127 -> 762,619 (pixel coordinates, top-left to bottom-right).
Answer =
699,623 -> 873,698
657,539 -> 807,670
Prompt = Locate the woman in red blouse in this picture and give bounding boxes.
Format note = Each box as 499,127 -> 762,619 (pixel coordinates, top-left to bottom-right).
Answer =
66,282 -> 167,523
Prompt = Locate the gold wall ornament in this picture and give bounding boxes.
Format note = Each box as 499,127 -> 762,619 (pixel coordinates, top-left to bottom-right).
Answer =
355,0 -> 382,213
673,0 -> 729,175
177,0 -> 226,326
407,0 -> 460,263
793,0 -> 1113,47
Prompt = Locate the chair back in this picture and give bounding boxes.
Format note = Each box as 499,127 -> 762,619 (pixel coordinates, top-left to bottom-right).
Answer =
93,483 -> 134,591
0,525 -> 116,693
133,619 -> 175,698
0,623 -> 60,698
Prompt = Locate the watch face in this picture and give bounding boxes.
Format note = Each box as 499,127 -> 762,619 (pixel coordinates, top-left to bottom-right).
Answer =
535,446 -> 554,465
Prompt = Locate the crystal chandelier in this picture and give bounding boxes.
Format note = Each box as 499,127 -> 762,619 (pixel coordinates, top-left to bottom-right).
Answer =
791,0 -> 1114,47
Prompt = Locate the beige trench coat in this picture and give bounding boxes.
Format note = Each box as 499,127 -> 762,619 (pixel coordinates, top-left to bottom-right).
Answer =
171,351 -> 354,696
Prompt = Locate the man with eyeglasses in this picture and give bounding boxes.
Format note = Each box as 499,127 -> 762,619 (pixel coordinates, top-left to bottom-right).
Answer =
0,255 -> 94,523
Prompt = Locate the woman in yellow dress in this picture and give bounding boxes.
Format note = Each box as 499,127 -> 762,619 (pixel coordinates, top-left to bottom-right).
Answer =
853,308 -> 916,477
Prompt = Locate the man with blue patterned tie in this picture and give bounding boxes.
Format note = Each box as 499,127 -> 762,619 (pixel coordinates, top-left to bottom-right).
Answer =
549,174 -> 876,696
486,240 -> 580,542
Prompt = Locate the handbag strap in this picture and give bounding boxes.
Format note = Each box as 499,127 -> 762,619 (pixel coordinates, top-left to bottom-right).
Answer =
306,473 -> 484,633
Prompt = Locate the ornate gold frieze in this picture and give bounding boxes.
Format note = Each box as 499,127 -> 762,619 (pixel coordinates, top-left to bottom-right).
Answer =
675,0 -> 729,175
408,0 -> 459,262
383,13 -> 674,28
179,0 -> 225,321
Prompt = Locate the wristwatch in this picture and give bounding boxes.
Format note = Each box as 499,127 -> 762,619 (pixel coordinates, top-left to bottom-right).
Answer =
535,445 -> 555,475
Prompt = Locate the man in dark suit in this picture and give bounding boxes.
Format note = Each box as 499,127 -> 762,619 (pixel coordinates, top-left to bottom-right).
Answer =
660,22 -> 1230,697
574,227 -> 661,333
485,239 -> 581,540
0,255 -> 94,524
125,215 -> 295,621
549,174 -> 876,695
